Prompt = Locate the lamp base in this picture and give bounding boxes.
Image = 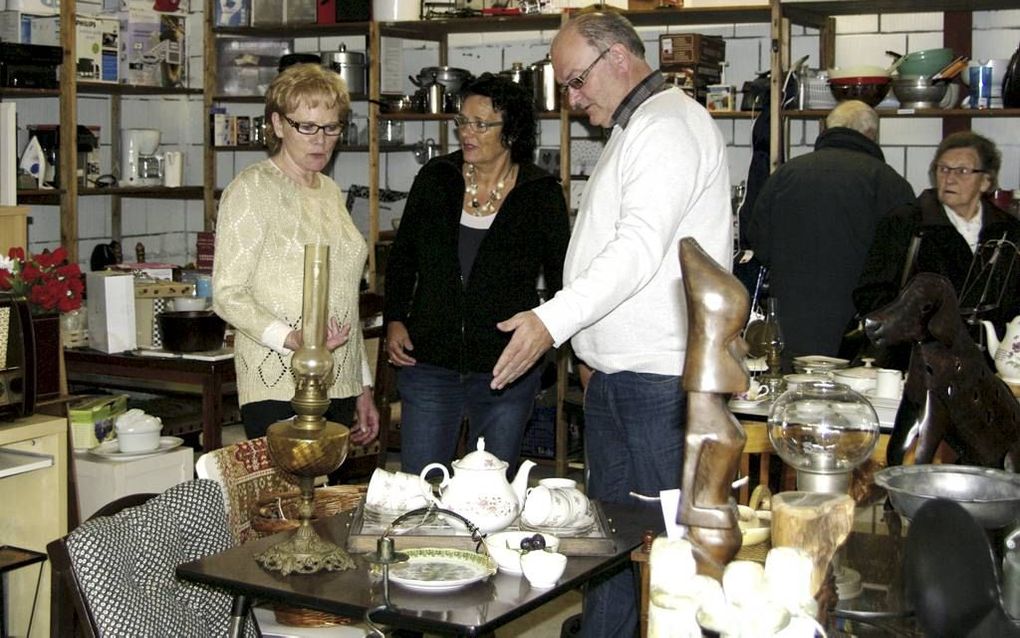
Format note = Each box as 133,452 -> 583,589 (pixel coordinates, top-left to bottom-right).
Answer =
796,469 -> 851,494
255,523 -> 355,575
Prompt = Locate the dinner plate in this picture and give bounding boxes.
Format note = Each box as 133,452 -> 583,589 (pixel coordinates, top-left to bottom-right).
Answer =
729,398 -> 768,410
89,437 -> 184,461
387,548 -> 496,593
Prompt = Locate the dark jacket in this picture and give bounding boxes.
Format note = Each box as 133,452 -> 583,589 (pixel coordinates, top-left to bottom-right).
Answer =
854,189 -> 1020,338
747,127 -> 915,363
383,151 -> 570,374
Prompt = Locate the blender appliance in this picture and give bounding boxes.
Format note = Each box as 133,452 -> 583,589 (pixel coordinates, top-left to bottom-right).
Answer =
121,128 -> 162,186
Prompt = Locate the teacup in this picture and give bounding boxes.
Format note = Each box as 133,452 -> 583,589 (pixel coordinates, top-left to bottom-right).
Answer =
734,379 -> 770,402
521,550 -> 567,588
365,468 -> 429,512
522,480 -> 590,528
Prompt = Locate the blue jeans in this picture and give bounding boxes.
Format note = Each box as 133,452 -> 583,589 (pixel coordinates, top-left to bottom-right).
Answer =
580,370 -> 686,638
397,362 -> 542,477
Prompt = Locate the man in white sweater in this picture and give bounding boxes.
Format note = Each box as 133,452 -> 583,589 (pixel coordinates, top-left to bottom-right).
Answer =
491,11 -> 732,637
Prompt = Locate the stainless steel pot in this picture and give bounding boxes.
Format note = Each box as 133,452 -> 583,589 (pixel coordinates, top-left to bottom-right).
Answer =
499,62 -> 533,90
420,74 -> 445,115
370,95 -> 419,113
322,44 -> 366,95
410,66 -> 473,95
531,54 -> 559,112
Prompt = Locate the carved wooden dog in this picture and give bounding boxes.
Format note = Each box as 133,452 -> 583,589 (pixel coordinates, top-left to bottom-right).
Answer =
864,273 -> 1020,471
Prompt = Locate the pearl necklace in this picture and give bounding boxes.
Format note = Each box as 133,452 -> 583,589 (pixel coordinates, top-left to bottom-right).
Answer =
465,163 -> 514,216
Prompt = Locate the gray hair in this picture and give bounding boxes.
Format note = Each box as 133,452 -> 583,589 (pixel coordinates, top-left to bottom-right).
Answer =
825,100 -> 879,141
930,130 -> 1001,190
564,11 -> 645,58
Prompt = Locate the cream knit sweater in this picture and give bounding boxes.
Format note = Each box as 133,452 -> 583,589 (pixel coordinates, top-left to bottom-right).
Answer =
212,159 -> 370,407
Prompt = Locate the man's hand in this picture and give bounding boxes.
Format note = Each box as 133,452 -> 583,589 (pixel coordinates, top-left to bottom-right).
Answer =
351,386 -> 380,446
491,311 -> 553,389
385,321 -> 417,367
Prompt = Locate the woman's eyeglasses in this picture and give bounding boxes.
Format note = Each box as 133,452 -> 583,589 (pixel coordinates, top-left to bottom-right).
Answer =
451,116 -> 504,132
284,115 -> 343,136
934,164 -> 986,177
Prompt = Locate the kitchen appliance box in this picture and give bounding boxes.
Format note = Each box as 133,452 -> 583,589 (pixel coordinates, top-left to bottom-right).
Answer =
119,5 -> 185,87
0,10 -> 33,43
68,393 -> 128,450
86,271 -> 137,354
1,0 -> 59,13
30,14 -> 119,82
659,33 -> 726,68
251,0 -> 315,25
103,0 -> 189,15
74,446 -> 194,520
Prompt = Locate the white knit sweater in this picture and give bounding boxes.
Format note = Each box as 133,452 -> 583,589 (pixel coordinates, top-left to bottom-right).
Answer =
212,159 -> 370,406
534,88 -> 732,376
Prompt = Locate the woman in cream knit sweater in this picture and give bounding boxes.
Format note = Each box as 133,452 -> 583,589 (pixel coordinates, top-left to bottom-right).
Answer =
212,63 -> 379,446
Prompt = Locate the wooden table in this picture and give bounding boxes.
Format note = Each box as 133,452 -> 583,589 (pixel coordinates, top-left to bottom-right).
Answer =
178,501 -> 662,637
63,348 -> 236,451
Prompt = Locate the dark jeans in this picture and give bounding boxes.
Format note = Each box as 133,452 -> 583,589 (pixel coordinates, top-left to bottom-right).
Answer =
240,398 -> 356,440
396,362 -> 542,477
580,370 -> 686,638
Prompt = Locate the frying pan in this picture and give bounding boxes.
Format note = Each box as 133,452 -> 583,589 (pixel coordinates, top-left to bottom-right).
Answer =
904,499 -> 1020,637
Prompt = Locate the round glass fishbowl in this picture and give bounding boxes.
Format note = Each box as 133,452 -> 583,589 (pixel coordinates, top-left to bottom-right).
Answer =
767,380 -> 880,494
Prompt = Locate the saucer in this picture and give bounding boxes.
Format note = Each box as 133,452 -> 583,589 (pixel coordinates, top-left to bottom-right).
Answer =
729,398 -> 767,410
89,436 -> 184,461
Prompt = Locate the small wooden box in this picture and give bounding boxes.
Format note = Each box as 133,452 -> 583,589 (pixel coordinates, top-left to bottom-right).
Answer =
659,33 -> 726,68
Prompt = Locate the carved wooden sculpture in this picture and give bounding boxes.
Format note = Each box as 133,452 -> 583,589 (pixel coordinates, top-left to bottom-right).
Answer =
677,237 -> 751,579
864,273 -> 1020,471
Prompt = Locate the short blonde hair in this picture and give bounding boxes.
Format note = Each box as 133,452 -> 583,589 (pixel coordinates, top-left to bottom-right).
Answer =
264,63 -> 350,155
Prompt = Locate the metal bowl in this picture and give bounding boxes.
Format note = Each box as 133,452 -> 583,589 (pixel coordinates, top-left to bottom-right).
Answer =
875,464 -> 1020,529
891,75 -> 948,108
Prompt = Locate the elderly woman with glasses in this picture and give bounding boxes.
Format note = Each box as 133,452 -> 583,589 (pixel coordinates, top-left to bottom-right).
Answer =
854,130 -> 1020,358
383,73 -> 570,476
213,63 -> 380,449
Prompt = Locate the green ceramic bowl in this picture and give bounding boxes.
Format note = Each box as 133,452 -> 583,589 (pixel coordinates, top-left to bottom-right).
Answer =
897,48 -> 955,77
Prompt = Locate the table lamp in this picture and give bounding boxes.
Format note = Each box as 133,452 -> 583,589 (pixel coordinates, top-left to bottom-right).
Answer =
256,244 -> 354,575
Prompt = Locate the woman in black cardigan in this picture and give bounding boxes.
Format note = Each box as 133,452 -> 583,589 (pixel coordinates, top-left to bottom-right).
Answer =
854,131 -> 1020,365
383,74 -> 570,475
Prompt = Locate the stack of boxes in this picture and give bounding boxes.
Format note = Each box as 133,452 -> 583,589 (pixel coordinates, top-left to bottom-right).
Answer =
213,0 -> 370,27
658,33 -> 726,105
0,0 -> 187,87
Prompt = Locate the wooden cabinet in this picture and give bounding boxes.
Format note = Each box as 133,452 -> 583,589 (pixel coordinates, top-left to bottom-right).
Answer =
0,413 -> 68,637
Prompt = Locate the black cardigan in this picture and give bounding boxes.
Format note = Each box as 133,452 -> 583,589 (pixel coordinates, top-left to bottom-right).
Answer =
383,151 -> 570,374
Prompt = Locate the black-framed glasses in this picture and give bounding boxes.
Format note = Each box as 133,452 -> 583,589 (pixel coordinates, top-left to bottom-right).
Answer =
451,115 -> 504,132
283,115 -> 343,136
559,48 -> 609,94
934,164 -> 986,177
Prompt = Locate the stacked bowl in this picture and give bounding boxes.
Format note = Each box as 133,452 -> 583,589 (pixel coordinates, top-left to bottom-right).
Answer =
828,65 -> 891,107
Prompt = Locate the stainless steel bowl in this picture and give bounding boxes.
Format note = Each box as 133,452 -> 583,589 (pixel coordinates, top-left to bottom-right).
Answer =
892,75 -> 948,108
875,464 -> 1020,529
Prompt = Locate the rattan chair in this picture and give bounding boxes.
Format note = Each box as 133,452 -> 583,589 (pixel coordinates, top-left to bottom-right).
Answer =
46,480 -> 257,638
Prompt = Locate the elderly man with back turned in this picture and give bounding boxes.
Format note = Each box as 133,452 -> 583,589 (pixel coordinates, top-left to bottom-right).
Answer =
490,11 -> 732,637
747,100 -> 915,367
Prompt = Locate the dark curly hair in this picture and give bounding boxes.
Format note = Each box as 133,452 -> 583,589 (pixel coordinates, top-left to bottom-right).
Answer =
460,72 -> 537,165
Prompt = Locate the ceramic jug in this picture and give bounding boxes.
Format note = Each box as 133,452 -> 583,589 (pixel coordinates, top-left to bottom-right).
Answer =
981,316 -> 1020,381
419,438 -> 535,533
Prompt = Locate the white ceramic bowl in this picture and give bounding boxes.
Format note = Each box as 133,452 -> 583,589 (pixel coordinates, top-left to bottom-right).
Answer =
520,550 -> 567,588
172,296 -> 209,312
484,531 -> 561,574
115,410 -> 162,453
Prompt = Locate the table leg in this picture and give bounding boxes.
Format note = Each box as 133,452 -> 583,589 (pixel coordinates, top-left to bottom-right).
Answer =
228,595 -> 250,638
202,374 -> 223,451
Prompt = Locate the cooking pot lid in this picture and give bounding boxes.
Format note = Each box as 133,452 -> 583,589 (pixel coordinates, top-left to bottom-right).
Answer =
453,437 -> 507,470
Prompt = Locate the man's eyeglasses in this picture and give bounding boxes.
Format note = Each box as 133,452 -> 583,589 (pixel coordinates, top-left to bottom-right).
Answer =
451,115 -> 504,132
284,115 -> 343,136
559,49 -> 609,94
934,164 -> 986,177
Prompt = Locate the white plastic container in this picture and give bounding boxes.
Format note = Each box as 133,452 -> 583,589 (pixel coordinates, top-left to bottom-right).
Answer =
372,0 -> 417,21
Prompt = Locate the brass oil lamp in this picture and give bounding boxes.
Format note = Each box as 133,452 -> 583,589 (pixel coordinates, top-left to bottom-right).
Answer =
256,244 -> 355,575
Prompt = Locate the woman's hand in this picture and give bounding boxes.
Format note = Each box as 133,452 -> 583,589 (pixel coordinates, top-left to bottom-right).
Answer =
385,321 -> 417,367
284,317 -> 352,352
351,386 -> 380,446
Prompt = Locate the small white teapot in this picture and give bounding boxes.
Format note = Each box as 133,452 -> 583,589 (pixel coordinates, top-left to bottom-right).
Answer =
982,316 -> 1020,381
419,438 -> 535,533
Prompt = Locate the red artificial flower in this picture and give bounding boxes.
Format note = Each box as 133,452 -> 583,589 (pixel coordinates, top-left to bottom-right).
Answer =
0,246 -> 83,314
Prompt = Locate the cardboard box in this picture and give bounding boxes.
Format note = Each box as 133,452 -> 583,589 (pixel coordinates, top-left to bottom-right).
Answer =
0,10 -> 33,43
119,6 -> 185,87
68,394 -> 128,450
103,0 -> 190,15
628,0 -> 680,9
30,14 -> 120,82
74,446 -> 193,519
215,38 -> 291,95
86,271 -> 137,353
134,280 -> 195,349
2,0 -> 58,14
213,0 -> 249,26
659,33 -> 726,68
706,84 -> 735,111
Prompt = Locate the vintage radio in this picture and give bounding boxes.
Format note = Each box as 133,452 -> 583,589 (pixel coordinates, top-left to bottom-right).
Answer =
0,292 -> 36,419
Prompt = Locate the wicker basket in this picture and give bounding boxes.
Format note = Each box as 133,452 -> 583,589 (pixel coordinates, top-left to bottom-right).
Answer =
251,484 -> 366,627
